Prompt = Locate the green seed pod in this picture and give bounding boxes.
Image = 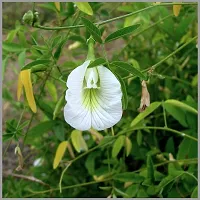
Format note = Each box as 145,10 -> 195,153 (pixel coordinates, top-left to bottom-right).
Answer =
53,93 -> 65,120
31,64 -> 48,73
22,10 -> 34,26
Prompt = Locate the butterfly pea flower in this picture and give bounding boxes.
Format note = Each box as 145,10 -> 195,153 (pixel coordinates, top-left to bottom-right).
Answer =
64,60 -> 123,131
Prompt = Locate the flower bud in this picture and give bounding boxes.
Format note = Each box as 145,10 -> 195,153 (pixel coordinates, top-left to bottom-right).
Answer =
22,10 -> 34,26
22,10 -> 39,26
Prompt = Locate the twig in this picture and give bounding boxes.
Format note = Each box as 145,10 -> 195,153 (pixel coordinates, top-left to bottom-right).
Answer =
3,172 -> 50,187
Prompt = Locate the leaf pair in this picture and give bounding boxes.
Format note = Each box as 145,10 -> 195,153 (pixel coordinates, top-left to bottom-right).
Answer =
81,17 -> 140,44
17,69 -> 37,113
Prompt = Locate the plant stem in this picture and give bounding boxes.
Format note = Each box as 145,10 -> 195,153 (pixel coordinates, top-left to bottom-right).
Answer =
119,126 -> 198,142
162,101 -> 168,127
34,3 -> 197,31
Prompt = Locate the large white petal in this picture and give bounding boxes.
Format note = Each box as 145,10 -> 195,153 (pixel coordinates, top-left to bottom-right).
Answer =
90,66 -> 122,130
64,60 -> 91,130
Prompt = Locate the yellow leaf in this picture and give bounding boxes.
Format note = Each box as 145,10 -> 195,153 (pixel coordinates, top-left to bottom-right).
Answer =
125,136 -> 132,157
75,2 -> 93,16
173,4 -> 182,17
54,2 -> 60,12
53,141 -> 68,169
71,130 -> 88,153
20,69 -> 37,113
17,73 -> 23,101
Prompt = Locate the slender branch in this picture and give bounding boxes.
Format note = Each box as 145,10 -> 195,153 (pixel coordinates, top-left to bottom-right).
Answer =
3,172 -> 50,187
118,126 -> 198,142
34,3 -> 197,31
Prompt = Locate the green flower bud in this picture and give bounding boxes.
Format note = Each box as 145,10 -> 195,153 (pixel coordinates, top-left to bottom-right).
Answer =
22,10 -> 34,26
22,10 -> 40,26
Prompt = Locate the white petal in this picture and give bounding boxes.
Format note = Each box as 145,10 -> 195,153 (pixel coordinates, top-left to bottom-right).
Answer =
90,66 -> 122,130
64,60 -> 91,130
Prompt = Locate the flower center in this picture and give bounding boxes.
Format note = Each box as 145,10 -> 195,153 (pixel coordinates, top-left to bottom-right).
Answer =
84,67 -> 99,89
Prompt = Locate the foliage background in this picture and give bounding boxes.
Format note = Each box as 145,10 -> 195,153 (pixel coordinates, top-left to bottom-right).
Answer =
2,2 -> 198,198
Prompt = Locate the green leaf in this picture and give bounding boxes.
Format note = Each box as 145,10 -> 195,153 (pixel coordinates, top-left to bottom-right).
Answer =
137,187 -> 149,198
75,2 -> 93,15
3,42 -> 26,53
113,172 -> 145,183
131,102 -> 161,127
105,24 -> 140,43
146,155 -> 155,184
113,187 -> 130,198
46,80 -> 57,102
85,151 -> 101,175
53,93 -> 65,120
3,133 -> 14,142
32,45 -> 48,52
165,99 -> 198,115
177,130 -> 197,159
18,51 -> 26,68
53,122 -> 65,141
51,35 -> 62,48
125,184 -> 140,198
191,186 -> 198,198
6,29 -> 18,42
81,17 -> 102,43
21,59 -> 51,71
112,135 -> 125,158
54,37 -> 68,60
114,72 -> 128,110
125,136 -> 132,157
99,136 -> 116,147
136,130 -> 143,146
25,121 -> 55,144
71,130 -> 88,153
88,57 -> 106,68
31,64 -> 48,73
111,61 -> 147,80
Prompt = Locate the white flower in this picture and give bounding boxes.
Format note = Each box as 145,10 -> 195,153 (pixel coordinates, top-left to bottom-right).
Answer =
64,60 -> 123,131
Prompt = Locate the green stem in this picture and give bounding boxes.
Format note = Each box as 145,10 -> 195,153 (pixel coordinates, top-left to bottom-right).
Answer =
119,126 -> 198,142
34,3 -> 197,31
162,101 -> 168,127
59,162 -> 72,193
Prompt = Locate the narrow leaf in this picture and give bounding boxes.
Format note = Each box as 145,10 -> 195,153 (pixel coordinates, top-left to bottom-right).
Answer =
112,61 -> 147,80
46,80 -> 57,102
81,17 -> 102,43
54,2 -> 60,12
88,57 -> 106,68
75,2 -> 93,15
17,73 -> 23,101
71,130 -> 88,153
131,102 -> 161,127
125,136 -> 132,157
21,59 -> 51,71
165,99 -> 198,115
146,155 -> 155,184
3,42 -> 26,52
20,69 -> 37,113
112,135 -> 125,158
105,24 -> 140,43
53,141 -> 68,169
53,93 -> 65,120
173,5 -> 182,17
